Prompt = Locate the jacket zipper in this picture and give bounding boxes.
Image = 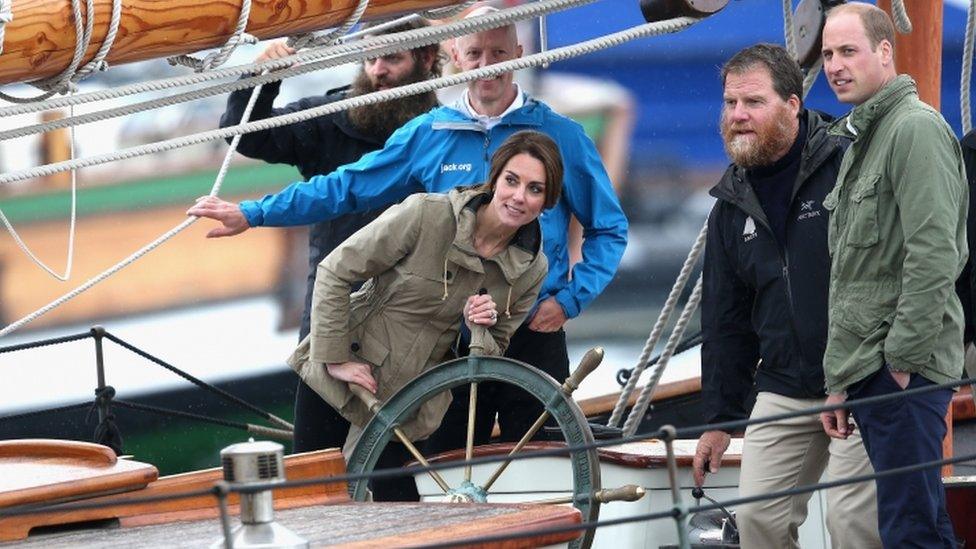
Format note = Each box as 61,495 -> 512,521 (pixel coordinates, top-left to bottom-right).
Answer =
734,175 -> 808,365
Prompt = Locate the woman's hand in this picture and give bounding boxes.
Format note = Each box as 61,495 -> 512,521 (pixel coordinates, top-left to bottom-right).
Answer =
326,361 -> 378,394
464,294 -> 498,329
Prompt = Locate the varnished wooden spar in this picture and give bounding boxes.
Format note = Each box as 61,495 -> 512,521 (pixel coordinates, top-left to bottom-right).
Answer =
0,0 -> 459,86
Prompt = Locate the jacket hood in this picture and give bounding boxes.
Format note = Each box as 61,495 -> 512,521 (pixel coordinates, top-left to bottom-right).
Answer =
711,108 -> 840,204
430,93 -> 548,128
446,187 -> 543,284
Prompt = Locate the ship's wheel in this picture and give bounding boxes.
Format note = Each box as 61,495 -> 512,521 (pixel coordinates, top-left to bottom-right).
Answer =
346,351 -> 604,549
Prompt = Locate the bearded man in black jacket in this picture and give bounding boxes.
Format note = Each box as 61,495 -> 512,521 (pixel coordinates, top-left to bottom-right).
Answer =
215,20 -> 441,499
692,44 -> 881,549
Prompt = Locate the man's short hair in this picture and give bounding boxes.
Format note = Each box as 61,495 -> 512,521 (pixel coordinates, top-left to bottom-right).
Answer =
721,43 -> 803,106
364,18 -> 443,76
826,2 -> 896,52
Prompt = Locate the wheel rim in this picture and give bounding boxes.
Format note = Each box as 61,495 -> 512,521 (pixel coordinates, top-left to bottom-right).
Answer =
347,355 -> 601,549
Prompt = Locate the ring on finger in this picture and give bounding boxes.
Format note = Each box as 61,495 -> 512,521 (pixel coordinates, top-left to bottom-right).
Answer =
489,311 -> 498,321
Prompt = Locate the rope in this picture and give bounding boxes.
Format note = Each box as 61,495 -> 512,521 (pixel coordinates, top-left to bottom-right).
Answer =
112,399 -> 260,431
963,0 -> 975,134
0,103 -> 79,281
802,57 -> 822,98
421,0 -> 477,19
0,0 -> 597,118
0,0 -> 11,57
622,275 -> 704,436
0,0 -> 122,103
0,402 -> 92,423
0,3 -> 582,141
0,16 -> 700,187
782,0 -> 797,60
890,0 -> 912,33
607,220 -> 706,427
616,330 -> 702,387
0,66 -> 269,338
103,332 -> 294,430
0,330 -> 91,354
287,0 -> 370,50
167,0 -> 257,71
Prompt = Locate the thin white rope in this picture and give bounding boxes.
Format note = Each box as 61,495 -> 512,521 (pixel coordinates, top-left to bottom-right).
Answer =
167,0 -> 256,71
607,220 -> 707,427
0,0 -> 12,56
0,79 -> 268,338
963,0 -> 975,134
74,0 -> 123,81
0,15 -> 701,187
0,106 -> 79,281
622,275 -> 704,437
0,0 -> 597,117
890,0 -> 912,34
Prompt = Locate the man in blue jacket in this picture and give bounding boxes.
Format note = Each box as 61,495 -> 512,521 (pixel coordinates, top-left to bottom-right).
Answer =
188,7 -> 628,449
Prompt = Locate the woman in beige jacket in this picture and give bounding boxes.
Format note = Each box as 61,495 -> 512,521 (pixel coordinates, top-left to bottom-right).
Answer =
287,130 -> 562,499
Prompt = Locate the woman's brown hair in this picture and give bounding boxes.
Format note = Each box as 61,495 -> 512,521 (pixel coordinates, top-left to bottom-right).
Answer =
481,130 -> 563,209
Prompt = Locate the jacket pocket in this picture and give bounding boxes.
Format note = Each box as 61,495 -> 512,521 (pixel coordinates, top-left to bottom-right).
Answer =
351,326 -> 391,369
846,174 -> 881,248
833,304 -> 891,338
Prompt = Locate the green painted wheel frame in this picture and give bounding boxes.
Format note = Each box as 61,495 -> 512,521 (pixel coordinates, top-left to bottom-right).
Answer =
347,355 -> 601,549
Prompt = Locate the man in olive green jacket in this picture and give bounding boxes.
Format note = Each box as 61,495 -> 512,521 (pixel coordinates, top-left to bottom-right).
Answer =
819,4 -> 966,547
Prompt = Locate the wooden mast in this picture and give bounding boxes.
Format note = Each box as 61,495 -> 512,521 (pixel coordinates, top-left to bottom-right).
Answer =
0,0 -> 459,86
877,0 -> 952,475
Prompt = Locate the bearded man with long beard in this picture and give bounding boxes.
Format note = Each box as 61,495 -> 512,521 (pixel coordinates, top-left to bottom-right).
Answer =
215,19 -> 440,500
693,43 -> 882,549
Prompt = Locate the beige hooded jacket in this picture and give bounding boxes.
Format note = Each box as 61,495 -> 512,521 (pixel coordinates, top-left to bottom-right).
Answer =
287,187 -> 548,440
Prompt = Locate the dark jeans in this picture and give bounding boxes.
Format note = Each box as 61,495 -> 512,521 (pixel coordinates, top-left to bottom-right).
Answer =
293,378 -> 420,501
847,367 -> 956,549
424,324 -> 570,455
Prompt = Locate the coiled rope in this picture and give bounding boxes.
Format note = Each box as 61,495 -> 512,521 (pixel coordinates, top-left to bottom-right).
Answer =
0,0 -> 123,103
167,0 -> 257,71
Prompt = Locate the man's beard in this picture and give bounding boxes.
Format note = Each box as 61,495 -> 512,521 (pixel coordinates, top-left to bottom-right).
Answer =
720,109 -> 796,169
347,60 -> 439,140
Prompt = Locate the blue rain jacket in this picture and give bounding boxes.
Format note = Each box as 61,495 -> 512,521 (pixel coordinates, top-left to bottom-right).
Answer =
240,94 -> 628,319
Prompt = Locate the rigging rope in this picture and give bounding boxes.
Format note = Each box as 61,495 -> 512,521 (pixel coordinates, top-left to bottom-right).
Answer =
963,0 -> 975,134
167,0 -> 257,72
0,0 -> 596,118
0,66 -> 269,338
0,0 -> 123,103
0,16 -> 699,187
0,103 -> 78,281
890,0 -> 912,34
607,221 -> 706,428
287,0 -> 371,50
622,275 -> 704,436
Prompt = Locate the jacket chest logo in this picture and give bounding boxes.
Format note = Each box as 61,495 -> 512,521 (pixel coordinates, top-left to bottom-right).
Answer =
441,162 -> 473,173
743,216 -> 757,243
797,200 -> 822,221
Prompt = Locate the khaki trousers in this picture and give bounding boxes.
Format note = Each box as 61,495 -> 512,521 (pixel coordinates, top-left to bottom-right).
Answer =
737,392 -> 882,549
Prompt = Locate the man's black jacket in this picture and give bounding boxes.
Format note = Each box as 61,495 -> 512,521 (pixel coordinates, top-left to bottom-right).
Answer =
221,81 -> 388,339
701,109 -> 847,425
958,131 -> 976,345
